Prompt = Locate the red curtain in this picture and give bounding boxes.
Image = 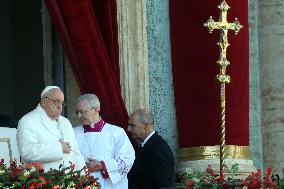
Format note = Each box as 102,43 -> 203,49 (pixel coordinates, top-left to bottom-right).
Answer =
170,0 -> 249,148
45,0 -> 128,128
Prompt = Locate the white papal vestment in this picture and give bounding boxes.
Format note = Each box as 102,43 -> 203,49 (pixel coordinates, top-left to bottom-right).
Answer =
74,123 -> 135,189
17,105 -> 85,171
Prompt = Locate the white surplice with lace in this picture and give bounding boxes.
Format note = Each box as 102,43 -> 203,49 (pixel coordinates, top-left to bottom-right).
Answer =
74,123 -> 135,189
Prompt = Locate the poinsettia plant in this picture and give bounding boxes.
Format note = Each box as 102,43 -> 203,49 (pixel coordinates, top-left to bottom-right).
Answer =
178,164 -> 284,189
0,158 -> 100,189
242,167 -> 277,188
179,164 -> 239,189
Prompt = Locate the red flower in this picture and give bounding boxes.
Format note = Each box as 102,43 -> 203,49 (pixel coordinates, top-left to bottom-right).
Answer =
69,161 -> 75,171
25,162 -> 44,170
53,185 -> 60,189
243,169 -> 264,188
0,158 -> 4,166
206,165 -> 216,177
83,165 -> 91,176
185,179 -> 195,188
262,167 -> 277,188
33,162 -> 44,170
0,159 -> 100,189
219,171 -> 225,182
38,176 -> 46,185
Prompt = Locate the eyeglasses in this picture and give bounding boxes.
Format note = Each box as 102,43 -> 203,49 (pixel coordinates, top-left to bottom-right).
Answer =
44,97 -> 65,106
74,108 -> 93,117
128,123 -> 137,128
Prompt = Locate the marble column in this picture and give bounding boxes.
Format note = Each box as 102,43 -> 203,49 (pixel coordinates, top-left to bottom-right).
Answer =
259,0 -> 284,174
248,0 -> 264,171
117,0 -> 150,114
147,0 -> 178,157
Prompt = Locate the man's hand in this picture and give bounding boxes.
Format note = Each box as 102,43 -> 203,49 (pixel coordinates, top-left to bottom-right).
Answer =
86,157 -> 103,172
60,140 -> 72,153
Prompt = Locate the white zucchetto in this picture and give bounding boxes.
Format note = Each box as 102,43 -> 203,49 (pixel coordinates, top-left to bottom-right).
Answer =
41,86 -> 60,98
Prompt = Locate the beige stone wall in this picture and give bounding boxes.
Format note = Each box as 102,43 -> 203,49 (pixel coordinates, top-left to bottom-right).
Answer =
259,0 -> 284,173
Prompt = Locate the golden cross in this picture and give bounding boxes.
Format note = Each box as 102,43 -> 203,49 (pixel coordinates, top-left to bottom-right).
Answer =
203,0 -> 243,179
204,0 -> 243,83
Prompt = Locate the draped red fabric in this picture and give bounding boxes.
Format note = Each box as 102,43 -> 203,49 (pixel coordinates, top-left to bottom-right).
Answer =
170,0 -> 249,148
45,0 -> 128,128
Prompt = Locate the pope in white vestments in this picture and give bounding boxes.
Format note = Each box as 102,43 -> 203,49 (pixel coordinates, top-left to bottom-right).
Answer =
17,86 -> 85,171
74,94 -> 135,189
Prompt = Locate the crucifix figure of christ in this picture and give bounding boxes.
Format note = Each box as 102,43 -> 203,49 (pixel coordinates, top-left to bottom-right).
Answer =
204,0 -> 243,179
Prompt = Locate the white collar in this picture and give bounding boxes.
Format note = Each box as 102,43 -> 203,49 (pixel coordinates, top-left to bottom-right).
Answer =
36,104 -> 63,140
37,104 -> 58,123
141,130 -> 155,147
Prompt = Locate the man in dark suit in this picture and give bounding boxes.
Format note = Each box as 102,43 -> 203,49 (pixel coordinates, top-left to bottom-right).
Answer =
127,109 -> 174,189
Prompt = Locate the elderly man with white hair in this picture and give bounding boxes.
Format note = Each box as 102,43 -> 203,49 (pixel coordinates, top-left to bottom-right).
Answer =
17,86 -> 85,171
74,93 -> 135,189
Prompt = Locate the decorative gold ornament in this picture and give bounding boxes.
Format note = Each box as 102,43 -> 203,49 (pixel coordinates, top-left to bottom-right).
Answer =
179,145 -> 250,161
204,0 -> 243,178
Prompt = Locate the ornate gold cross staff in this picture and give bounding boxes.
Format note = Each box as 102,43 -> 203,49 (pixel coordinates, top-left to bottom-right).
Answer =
204,0 -> 243,178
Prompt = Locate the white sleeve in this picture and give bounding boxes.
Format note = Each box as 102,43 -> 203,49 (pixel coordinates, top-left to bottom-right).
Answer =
17,117 -> 63,162
68,125 -> 86,170
103,129 -> 135,184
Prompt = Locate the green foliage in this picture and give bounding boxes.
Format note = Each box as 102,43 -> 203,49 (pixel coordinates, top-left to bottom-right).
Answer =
0,159 -> 100,189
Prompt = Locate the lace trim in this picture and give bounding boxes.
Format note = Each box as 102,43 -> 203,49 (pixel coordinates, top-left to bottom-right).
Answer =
116,157 -> 131,177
